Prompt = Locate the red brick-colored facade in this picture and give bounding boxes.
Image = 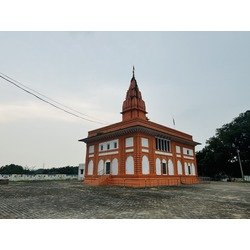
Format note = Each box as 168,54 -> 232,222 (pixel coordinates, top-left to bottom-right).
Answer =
79,70 -> 200,187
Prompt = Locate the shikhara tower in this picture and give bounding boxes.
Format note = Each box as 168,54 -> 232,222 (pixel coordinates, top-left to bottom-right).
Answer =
121,67 -> 148,121
79,68 -> 200,187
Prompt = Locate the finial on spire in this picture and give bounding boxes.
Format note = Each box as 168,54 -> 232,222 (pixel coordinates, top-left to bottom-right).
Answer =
132,66 -> 135,78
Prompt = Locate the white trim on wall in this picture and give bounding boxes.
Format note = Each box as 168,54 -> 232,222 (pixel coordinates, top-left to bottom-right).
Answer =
155,151 -> 173,156
125,149 -> 134,153
184,156 -> 194,160
99,151 -> 119,156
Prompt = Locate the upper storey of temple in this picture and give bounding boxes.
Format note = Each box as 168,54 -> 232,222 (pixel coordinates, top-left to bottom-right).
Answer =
79,68 -> 200,146
121,67 -> 148,121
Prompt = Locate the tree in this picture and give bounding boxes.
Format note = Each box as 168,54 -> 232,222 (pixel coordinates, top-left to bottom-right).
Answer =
0,164 -> 27,174
0,164 -> 78,175
197,110 -> 250,178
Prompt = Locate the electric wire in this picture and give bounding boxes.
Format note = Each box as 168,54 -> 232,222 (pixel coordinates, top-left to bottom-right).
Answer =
0,72 -> 108,124
0,73 -> 108,125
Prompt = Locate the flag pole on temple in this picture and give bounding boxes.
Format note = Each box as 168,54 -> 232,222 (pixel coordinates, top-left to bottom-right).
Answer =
172,116 -> 176,128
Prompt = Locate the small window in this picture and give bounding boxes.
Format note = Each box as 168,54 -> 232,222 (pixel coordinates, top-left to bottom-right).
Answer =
114,142 -> 117,148
176,146 -> 181,154
107,144 -> 110,150
80,170 -> 84,175
162,163 -> 167,175
126,137 -> 133,147
187,150 -> 190,155
155,137 -> 170,152
188,165 -> 191,175
89,145 -> 94,154
100,145 -> 104,151
141,138 -> 149,147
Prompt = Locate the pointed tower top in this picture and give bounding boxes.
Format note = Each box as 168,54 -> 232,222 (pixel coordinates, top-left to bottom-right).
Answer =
121,69 -> 148,121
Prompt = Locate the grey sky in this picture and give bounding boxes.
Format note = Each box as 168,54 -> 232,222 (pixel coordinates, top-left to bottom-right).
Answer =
0,32 -> 249,168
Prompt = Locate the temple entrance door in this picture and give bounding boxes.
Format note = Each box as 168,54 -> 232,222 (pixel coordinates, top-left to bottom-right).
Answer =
106,162 -> 111,174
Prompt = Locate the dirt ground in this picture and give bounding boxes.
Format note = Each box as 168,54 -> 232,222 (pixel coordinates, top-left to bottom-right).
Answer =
0,180 -> 249,219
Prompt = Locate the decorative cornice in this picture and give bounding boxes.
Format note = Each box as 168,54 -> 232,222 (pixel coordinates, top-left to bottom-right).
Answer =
79,125 -> 200,146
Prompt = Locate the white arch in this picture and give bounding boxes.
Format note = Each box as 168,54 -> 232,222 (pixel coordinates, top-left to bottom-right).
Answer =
177,160 -> 183,175
126,156 -> 134,174
88,160 -> 93,175
168,159 -> 174,175
98,159 -> 104,175
142,155 -> 149,175
191,163 -> 196,175
111,158 -> 118,175
156,158 -> 161,175
184,162 -> 189,175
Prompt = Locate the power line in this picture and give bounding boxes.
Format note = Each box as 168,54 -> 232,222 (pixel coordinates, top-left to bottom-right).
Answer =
0,73 -> 108,125
0,72 -> 107,123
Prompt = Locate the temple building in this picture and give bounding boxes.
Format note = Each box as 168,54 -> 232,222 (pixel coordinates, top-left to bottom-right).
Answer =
79,69 -> 200,187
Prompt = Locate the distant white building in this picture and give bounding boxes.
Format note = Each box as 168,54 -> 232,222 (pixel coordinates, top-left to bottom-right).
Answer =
244,176 -> 250,181
78,164 -> 85,180
0,174 -> 77,181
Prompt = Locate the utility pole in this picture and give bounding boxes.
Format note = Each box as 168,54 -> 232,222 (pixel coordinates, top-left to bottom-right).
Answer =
236,149 -> 244,181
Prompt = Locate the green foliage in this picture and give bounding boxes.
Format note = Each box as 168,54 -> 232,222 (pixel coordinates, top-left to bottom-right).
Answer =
0,164 -> 28,174
0,164 -> 78,175
36,166 -> 78,175
197,110 -> 250,178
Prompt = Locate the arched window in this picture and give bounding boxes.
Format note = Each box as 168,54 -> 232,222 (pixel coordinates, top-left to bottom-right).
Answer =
156,158 -> 161,175
98,160 -> 104,175
126,156 -> 134,174
177,160 -> 183,175
191,163 -> 196,175
184,162 -> 189,175
168,159 -> 174,175
111,158 -> 118,175
142,155 -> 149,175
88,160 -> 93,175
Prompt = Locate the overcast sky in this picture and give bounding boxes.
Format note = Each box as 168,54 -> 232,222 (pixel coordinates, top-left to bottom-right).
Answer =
0,32 -> 249,168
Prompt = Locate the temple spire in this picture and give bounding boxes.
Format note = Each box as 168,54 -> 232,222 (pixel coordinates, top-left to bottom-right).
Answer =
121,69 -> 148,121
